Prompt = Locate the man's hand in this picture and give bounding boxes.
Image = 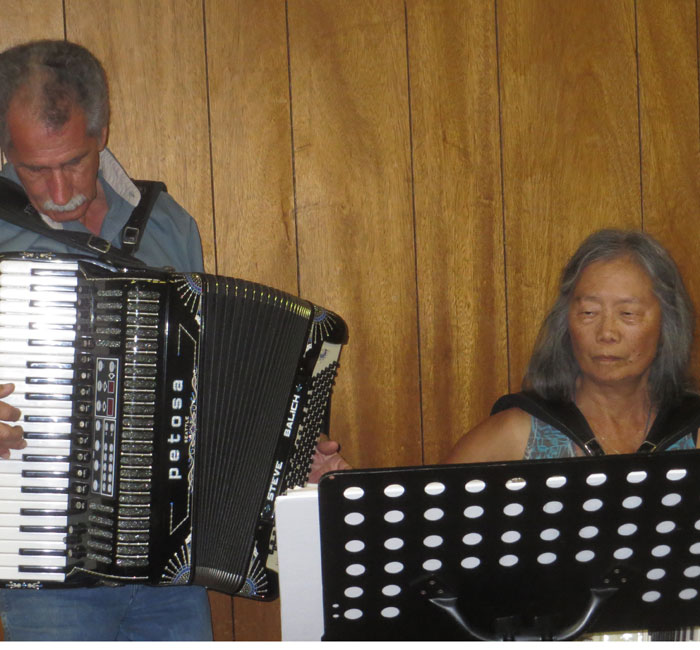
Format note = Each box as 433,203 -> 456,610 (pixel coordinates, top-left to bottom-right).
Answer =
0,383 -> 25,459
308,435 -> 351,484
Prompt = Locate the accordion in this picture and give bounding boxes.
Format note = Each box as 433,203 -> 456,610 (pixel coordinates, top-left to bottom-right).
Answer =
0,251 -> 347,598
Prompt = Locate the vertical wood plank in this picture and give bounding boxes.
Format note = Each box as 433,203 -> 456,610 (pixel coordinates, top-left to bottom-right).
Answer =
289,0 -> 421,470
64,0 -> 215,272
205,0 -> 292,639
206,0 -> 295,289
498,0 -> 642,388
636,0 -> 700,327
407,0 -> 506,463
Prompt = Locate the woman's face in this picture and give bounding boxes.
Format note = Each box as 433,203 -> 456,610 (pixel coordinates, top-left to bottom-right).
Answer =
568,256 -> 662,389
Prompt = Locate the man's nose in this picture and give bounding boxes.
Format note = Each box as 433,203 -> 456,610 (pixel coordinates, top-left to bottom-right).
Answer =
47,169 -> 72,206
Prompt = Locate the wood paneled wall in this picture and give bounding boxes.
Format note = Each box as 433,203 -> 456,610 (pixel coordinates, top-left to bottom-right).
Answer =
2,0 -> 700,641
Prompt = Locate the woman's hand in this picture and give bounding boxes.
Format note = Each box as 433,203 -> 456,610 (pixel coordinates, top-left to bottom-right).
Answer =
307,435 -> 351,483
0,383 -> 25,459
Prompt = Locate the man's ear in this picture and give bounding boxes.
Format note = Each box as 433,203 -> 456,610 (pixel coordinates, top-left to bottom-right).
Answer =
98,126 -> 108,150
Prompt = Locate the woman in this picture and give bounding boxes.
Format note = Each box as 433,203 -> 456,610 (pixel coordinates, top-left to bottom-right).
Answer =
446,229 -> 700,464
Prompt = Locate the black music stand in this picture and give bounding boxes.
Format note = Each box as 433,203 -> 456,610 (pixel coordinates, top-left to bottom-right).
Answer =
317,449 -> 700,640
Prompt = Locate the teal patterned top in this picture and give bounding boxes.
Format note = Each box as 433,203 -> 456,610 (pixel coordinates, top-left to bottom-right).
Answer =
523,416 -> 696,459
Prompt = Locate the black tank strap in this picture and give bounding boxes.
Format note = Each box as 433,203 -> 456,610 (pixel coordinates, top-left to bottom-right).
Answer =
491,392 -> 603,456
492,390 -> 700,456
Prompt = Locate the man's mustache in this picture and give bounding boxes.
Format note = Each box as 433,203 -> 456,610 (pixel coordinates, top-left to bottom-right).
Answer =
42,194 -> 87,212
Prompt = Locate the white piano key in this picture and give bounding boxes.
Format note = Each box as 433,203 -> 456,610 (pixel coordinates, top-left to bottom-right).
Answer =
0,514 -> 67,528
0,259 -> 79,274
0,487 -> 68,502
0,287 -> 77,303
0,540 -> 66,553
0,340 -> 76,357
0,353 -> 75,369
0,327 -> 77,342
0,274 -> 77,288
21,422 -> 73,436
0,459 -> 70,474
0,527 -> 66,543
0,567 -> 66,581
0,500 -> 68,515
3,382 -> 74,396
0,313 -> 77,328
0,367 -> 75,381
6,397 -> 74,412
0,475 -> 69,489
7,442 -> 71,458
0,554 -> 66,568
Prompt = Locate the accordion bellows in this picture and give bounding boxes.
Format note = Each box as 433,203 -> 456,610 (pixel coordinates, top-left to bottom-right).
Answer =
0,252 -> 347,598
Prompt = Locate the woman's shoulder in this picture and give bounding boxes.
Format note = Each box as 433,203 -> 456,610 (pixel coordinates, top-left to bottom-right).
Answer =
444,407 -> 532,464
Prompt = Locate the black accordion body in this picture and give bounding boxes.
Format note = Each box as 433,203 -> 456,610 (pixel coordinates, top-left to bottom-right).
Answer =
0,252 -> 347,598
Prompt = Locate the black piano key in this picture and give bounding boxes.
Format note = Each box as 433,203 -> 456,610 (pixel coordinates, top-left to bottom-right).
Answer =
28,340 -> 74,347
18,566 -> 67,574
20,525 -> 68,534
27,361 -> 74,370
21,486 -> 69,494
27,377 -> 73,385
20,508 -> 69,516
24,433 -> 72,441
24,415 -> 72,423
22,470 -> 69,479
25,393 -> 72,401
21,455 -> 70,463
18,549 -> 67,556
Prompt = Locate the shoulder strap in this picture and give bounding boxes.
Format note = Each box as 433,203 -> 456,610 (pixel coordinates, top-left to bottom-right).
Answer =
120,180 -> 166,255
0,175 -> 146,268
640,392 -> 700,452
492,390 -> 700,456
491,391 -> 604,456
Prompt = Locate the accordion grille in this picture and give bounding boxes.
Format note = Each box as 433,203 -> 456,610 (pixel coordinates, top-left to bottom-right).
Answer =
191,276 -> 312,593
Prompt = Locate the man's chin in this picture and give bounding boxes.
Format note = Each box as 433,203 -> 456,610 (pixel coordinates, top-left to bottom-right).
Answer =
42,208 -> 86,224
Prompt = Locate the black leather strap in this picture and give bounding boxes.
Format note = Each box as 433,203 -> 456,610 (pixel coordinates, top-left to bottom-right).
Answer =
492,390 -> 700,455
120,180 -> 166,255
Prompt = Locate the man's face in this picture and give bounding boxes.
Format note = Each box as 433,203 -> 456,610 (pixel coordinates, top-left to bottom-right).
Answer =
5,101 -> 106,224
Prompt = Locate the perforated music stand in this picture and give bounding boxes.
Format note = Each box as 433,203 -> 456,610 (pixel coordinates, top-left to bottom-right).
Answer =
317,449 -> 700,641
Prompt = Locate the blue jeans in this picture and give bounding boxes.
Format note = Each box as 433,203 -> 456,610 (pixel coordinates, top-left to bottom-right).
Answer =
0,584 -> 212,641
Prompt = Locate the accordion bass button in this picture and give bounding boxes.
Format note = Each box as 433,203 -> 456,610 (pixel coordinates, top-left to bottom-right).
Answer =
67,523 -> 86,536
67,546 -> 86,559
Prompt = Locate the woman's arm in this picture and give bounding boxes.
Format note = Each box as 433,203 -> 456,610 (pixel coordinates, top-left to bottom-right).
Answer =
444,407 -> 532,464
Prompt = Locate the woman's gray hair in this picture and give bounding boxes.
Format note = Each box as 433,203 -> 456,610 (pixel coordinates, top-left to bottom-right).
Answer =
524,229 -> 695,405
0,40 -> 109,150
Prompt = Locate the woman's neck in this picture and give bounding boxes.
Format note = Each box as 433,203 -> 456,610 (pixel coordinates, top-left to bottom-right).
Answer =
574,378 -> 654,454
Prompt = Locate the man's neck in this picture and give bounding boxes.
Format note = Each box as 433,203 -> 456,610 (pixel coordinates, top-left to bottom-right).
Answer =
78,178 -> 108,235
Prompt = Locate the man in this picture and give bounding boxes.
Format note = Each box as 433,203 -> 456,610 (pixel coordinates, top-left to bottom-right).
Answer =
0,39 -> 347,640
0,38 -> 212,641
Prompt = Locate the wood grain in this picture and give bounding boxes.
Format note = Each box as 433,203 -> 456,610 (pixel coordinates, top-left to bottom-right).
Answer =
407,0 -> 507,463
289,0 -> 421,471
498,0 -> 642,388
206,0 -> 296,288
636,0 -> 700,314
65,0 -> 215,272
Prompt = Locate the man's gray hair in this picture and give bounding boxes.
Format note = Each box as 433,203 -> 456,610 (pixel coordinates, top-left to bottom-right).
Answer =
0,40 -> 109,150
524,229 -> 695,406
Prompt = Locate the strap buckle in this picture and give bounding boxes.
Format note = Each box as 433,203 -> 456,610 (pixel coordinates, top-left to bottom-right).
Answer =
87,236 -> 111,254
122,226 -> 140,246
